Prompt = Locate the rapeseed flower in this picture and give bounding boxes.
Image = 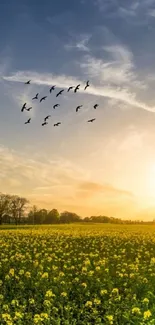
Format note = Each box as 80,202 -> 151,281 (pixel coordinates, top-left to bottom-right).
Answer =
143,310 -> 152,319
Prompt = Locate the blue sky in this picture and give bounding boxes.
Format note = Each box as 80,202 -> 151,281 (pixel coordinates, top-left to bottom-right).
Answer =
1,0 -> 155,219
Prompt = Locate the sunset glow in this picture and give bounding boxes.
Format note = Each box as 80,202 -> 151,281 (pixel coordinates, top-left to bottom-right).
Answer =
1,0 -> 155,220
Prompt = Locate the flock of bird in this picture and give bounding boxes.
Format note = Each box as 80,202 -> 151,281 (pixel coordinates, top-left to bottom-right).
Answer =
22,80 -> 98,126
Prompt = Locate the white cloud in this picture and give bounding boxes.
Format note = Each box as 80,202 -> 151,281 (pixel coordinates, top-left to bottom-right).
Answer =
81,44 -> 146,90
2,67 -> 155,113
65,34 -> 90,52
0,145 -> 90,192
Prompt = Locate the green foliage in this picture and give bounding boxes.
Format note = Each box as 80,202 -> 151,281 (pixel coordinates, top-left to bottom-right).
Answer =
44,209 -> 59,224
60,211 -> 81,223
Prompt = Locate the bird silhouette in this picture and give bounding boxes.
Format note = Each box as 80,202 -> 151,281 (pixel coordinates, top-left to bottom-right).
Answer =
32,93 -> 39,100
76,105 -> 83,112
67,86 -> 74,92
25,118 -> 31,124
84,81 -> 89,90
88,118 -> 96,123
42,121 -> 48,126
56,89 -> 64,97
21,103 -> 26,112
53,104 -> 60,109
40,96 -> 47,103
94,104 -> 99,109
74,84 -> 80,93
54,122 -> 61,126
44,115 -> 51,122
26,107 -> 32,111
25,80 -> 31,85
50,86 -> 56,93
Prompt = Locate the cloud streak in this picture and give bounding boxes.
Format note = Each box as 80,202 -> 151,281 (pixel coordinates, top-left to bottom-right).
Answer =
0,144 -> 136,216
77,181 -> 133,198
3,69 -> 155,113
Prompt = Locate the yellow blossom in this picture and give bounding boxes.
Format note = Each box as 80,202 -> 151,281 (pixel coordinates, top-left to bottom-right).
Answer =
45,290 -> 55,298
100,289 -> 108,295
9,268 -> 15,277
94,298 -> 101,305
132,307 -> 141,315
143,310 -> 152,319
142,298 -> 149,304
61,292 -> 67,297
106,315 -> 114,324
81,282 -> 87,288
41,272 -> 48,279
111,288 -> 119,295
85,301 -> 93,308
25,271 -> 31,278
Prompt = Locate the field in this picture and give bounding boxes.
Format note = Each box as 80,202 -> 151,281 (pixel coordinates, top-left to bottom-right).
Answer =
1,224 -> 155,325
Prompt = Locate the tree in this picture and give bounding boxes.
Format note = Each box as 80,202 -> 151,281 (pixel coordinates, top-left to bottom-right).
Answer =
60,211 -> 81,223
11,195 -> 29,225
0,193 -> 12,224
45,209 -> 59,224
36,209 -> 48,224
83,217 -> 90,222
28,205 -> 38,224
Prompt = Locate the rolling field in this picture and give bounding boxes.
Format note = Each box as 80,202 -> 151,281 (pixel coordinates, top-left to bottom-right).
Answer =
1,223 -> 155,324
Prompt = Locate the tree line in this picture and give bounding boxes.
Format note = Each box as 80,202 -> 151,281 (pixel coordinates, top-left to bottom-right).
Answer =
0,192 -> 154,225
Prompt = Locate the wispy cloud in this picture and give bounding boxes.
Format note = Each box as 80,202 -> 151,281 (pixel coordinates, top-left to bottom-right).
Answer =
77,181 -> 133,198
0,144 -> 136,215
80,44 -> 146,89
3,67 -> 155,113
0,144 -> 89,194
64,33 -> 91,52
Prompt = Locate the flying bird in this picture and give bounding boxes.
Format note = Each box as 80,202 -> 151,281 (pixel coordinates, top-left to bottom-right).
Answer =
44,115 -> 51,122
53,104 -> 60,109
88,118 -> 96,123
25,80 -> 31,85
32,93 -> 39,100
67,86 -> 74,92
42,121 -> 48,126
94,104 -> 99,109
50,86 -> 56,93
56,89 -> 64,97
74,84 -> 80,93
84,81 -> 89,90
40,96 -> 47,103
21,103 -> 26,112
25,118 -> 31,124
54,122 -> 61,126
26,107 -> 32,111
76,105 -> 83,112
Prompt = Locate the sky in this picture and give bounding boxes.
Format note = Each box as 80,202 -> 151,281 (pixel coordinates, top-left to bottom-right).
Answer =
1,0 -> 155,220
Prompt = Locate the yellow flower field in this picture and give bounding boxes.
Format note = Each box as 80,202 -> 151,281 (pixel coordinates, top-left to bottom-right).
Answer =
1,223 -> 155,324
